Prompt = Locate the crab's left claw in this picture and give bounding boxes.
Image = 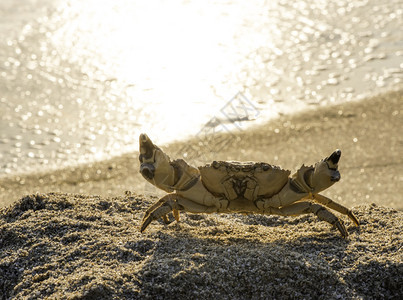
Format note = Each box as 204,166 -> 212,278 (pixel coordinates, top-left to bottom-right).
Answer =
326,149 -> 341,182
326,149 -> 341,169
327,149 -> 341,164
304,149 -> 342,194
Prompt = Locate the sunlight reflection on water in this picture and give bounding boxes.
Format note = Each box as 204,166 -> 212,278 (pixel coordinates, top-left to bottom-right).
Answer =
0,0 -> 402,176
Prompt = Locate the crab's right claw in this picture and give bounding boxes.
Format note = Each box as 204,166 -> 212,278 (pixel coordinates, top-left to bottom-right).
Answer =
139,133 -> 160,179
139,133 -> 156,162
140,163 -> 155,179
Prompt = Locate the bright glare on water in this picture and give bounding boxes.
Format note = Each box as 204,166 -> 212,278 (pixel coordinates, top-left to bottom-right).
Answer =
0,0 -> 402,176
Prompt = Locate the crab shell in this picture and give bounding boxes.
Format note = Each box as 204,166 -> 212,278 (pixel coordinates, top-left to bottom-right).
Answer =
198,161 -> 291,201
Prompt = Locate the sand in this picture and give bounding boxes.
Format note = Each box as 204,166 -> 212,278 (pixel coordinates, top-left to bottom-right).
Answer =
0,90 -> 402,210
0,192 -> 402,299
0,90 -> 402,299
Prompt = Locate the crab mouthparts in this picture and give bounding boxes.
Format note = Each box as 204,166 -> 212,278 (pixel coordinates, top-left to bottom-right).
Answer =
327,149 -> 341,165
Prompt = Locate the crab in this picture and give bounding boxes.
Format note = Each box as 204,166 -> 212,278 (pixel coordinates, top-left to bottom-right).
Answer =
138,134 -> 359,237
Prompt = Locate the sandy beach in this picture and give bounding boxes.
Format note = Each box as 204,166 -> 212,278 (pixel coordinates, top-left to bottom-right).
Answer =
1,193 -> 402,299
0,90 -> 402,299
1,89 -> 402,209
1,0 -> 402,297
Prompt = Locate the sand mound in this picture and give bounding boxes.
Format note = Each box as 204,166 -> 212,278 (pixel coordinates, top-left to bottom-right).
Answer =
1,193 -> 402,299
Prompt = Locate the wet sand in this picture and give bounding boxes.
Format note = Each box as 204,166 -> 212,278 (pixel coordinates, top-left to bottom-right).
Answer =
1,89 -> 402,209
0,90 -> 402,298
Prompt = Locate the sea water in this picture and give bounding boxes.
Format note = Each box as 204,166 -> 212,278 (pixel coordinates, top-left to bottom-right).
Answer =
0,0 -> 402,177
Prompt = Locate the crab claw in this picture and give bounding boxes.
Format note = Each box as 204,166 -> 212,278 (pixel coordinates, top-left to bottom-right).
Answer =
325,149 -> 341,182
139,133 -> 159,179
326,149 -> 341,168
307,149 -> 342,193
140,163 -> 155,180
138,134 -> 178,192
139,133 -> 156,162
330,172 -> 341,182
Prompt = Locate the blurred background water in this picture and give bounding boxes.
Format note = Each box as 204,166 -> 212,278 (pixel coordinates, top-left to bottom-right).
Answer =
0,0 -> 402,177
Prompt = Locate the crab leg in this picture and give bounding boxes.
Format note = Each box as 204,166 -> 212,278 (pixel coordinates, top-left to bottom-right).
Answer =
140,194 -> 182,233
311,193 -> 359,226
266,201 -> 349,238
140,194 -> 217,233
141,197 -> 178,225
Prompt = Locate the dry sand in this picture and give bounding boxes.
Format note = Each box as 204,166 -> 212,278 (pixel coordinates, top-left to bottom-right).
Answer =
0,193 -> 402,299
0,90 -> 402,299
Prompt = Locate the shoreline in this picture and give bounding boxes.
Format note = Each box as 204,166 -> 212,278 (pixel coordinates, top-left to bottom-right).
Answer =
0,89 -> 402,209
